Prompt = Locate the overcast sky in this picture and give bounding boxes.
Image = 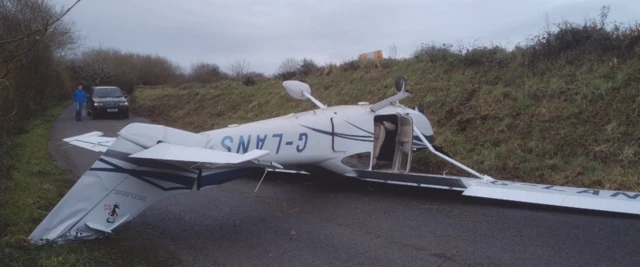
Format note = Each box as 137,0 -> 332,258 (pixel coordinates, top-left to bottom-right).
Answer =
51,0 -> 639,75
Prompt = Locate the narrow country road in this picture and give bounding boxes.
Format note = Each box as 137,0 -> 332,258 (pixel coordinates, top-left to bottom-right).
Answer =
48,104 -> 640,267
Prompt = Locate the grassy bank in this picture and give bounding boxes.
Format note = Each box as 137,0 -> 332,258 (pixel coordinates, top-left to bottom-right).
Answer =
131,15 -> 639,192
0,102 -> 181,267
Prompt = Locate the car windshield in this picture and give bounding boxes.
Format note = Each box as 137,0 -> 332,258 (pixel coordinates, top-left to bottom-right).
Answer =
93,87 -> 123,98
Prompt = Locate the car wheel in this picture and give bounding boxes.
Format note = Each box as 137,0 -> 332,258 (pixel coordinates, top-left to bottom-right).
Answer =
122,111 -> 129,119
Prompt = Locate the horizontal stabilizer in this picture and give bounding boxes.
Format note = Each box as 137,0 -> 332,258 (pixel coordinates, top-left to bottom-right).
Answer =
63,131 -> 115,152
129,142 -> 273,166
463,180 -> 640,215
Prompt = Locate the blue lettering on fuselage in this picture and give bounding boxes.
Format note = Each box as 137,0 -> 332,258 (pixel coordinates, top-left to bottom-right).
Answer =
237,135 -> 251,153
220,132 -> 308,154
272,133 -> 283,154
221,136 -> 233,152
296,133 -> 308,152
256,134 -> 267,149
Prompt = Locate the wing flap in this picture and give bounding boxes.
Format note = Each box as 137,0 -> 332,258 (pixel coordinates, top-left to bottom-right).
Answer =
463,180 -> 640,215
129,142 -> 272,165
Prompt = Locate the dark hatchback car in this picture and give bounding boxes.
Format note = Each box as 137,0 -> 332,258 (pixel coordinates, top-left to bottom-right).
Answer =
86,86 -> 130,119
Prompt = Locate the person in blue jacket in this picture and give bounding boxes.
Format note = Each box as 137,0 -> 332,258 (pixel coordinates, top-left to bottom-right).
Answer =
72,83 -> 87,121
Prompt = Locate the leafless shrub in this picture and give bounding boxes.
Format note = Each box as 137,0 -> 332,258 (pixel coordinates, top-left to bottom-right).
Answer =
277,58 -> 300,73
339,59 -> 361,71
67,47 -> 183,93
298,58 -> 318,76
189,62 -> 226,84
410,5 -> 640,69
276,58 -> 300,80
229,59 -> 250,80
242,71 -> 266,86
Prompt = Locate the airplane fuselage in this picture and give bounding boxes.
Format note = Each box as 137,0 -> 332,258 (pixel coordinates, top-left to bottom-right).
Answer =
200,103 -> 434,176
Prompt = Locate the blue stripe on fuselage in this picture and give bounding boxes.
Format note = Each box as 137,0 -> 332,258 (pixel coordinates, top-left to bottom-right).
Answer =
301,124 -> 434,147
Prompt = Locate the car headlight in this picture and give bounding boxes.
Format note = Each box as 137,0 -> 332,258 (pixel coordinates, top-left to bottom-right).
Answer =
94,103 -> 103,106
119,101 -> 128,106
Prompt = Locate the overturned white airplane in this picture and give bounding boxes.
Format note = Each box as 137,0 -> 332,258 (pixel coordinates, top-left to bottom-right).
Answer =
30,75 -> 640,244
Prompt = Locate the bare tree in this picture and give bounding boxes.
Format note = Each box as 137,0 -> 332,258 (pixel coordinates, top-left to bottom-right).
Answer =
229,59 -> 250,80
275,58 -> 301,80
389,43 -> 398,59
599,5 -> 610,28
277,58 -> 300,74
68,47 -> 120,86
544,12 -> 551,33
0,0 -> 81,81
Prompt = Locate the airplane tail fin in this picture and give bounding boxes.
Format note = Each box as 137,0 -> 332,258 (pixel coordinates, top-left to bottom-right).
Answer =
29,123 -> 274,244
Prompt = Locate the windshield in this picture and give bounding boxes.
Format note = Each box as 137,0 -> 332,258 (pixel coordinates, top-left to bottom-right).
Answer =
93,87 -> 123,98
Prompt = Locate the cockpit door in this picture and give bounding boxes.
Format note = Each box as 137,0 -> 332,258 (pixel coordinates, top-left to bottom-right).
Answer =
392,114 -> 413,173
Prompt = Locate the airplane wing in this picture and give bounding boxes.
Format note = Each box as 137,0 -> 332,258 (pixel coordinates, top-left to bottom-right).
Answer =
462,179 -> 640,215
353,170 -> 640,215
60,131 -> 282,169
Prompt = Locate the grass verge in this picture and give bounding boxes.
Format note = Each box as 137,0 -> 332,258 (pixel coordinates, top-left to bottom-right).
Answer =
0,102 -> 182,267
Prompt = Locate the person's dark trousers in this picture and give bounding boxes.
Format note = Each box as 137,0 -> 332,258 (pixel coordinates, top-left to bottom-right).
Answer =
75,102 -> 82,121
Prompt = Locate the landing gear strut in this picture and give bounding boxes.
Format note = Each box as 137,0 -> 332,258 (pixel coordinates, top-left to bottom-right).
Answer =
432,144 -> 453,159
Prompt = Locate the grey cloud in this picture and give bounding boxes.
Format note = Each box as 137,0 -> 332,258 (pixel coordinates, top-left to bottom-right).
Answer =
53,0 -> 639,74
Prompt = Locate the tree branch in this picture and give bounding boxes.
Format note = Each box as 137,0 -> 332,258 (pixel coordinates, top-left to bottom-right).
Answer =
0,0 -> 81,45
0,31 -> 45,64
0,79 -> 18,122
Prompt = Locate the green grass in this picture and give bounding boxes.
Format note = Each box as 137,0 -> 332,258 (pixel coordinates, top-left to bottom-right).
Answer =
0,102 -> 182,267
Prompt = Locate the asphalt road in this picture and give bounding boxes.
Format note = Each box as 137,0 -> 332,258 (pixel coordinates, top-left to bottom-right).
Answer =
49,104 -> 640,267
